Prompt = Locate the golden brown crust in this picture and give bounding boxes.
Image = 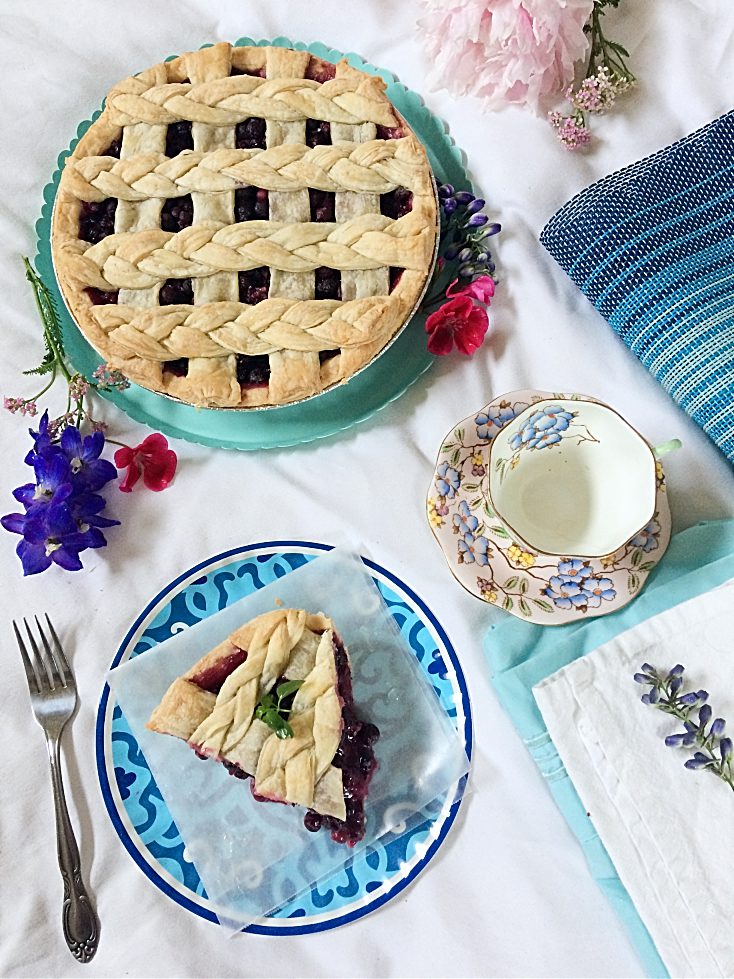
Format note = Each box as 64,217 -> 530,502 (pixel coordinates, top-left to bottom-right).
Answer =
51,42 -> 437,408
147,608 -> 347,820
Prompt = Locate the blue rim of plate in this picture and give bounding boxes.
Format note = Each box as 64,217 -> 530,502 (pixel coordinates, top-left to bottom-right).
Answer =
95,541 -> 472,935
35,36 -> 471,451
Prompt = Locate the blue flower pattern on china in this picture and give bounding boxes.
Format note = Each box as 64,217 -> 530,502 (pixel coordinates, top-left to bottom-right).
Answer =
475,402 -> 516,440
435,461 -> 461,498
452,500 -> 478,536
629,519 -> 661,552
510,404 -> 575,451
458,532 -> 491,565
542,558 -> 617,611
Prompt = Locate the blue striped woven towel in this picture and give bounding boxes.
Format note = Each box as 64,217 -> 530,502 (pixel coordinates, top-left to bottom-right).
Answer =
540,110 -> 734,464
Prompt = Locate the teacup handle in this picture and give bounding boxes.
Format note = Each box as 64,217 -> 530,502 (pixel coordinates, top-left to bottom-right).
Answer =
653,439 -> 682,459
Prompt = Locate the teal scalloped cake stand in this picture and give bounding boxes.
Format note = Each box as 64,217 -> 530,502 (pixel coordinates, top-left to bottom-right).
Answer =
35,37 -> 471,451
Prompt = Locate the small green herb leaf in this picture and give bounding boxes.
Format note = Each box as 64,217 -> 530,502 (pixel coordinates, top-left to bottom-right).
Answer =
276,679 -> 303,700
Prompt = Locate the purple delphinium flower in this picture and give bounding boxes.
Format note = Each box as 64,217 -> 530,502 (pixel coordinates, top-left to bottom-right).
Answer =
2,411 -> 120,575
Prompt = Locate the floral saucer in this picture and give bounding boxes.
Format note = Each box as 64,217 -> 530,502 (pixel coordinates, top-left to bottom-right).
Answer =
427,390 -> 672,625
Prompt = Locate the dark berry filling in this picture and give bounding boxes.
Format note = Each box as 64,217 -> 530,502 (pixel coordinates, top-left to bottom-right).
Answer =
190,646 -> 248,693
305,58 -> 336,83
165,121 -> 194,157
79,199 -> 117,243
230,65 -> 266,78
236,354 -> 271,388
162,358 -> 189,378
159,278 -> 194,305
161,195 -> 194,232
235,186 -> 269,222
101,136 -> 122,158
376,124 -> 405,140
319,349 -> 340,364
223,759 -> 250,779
315,267 -> 341,300
389,267 -> 404,293
238,267 -> 271,304
85,287 -> 119,305
235,118 -> 266,149
305,120 -> 332,147
380,188 -> 413,220
309,189 -> 336,222
304,635 -> 379,847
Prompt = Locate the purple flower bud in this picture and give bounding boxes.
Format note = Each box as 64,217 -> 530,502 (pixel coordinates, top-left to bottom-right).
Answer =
680,692 -> 700,706
454,191 -> 475,205
711,718 -> 726,737
697,690 -> 709,702
720,737 -> 733,761
438,184 -> 454,199
685,757 -> 711,770
699,704 -> 712,726
476,252 -> 489,263
467,214 -> 489,228
641,663 -> 656,675
665,733 -> 686,747
458,247 -> 473,262
648,686 -> 660,704
634,673 -> 651,684
668,664 -> 685,678
458,263 -> 474,278
682,734 -> 696,746
481,222 -> 502,238
684,720 -> 698,733
443,198 -> 458,215
466,198 -> 485,214
669,676 -> 683,694
640,693 -> 652,705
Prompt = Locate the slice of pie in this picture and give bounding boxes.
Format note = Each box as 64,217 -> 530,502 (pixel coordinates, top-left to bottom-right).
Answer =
51,41 -> 438,408
147,608 -> 379,846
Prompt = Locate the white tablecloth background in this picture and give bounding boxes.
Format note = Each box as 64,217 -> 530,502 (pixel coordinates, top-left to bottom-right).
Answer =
2,2 -> 733,976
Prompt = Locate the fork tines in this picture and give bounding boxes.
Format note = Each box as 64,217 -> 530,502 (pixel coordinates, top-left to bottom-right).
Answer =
14,615 -> 71,693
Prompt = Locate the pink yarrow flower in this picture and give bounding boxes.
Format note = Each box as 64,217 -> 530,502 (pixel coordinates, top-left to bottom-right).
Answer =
418,0 -> 594,114
548,111 -> 592,149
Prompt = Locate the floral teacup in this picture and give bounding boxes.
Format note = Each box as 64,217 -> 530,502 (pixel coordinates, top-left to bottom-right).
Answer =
487,397 -> 676,559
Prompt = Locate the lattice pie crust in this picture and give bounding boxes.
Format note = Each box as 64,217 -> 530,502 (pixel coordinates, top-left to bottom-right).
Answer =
52,43 -> 438,407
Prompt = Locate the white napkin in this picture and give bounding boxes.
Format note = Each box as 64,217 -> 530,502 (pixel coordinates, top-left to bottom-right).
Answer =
533,580 -> 734,979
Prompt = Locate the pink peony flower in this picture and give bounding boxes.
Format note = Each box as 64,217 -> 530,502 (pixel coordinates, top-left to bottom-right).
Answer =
425,296 -> 489,356
418,0 -> 594,114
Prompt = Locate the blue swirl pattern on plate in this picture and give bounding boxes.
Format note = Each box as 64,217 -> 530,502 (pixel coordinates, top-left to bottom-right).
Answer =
107,548 -> 466,931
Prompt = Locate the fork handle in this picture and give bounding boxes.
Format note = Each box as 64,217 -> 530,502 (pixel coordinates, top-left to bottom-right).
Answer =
47,736 -> 100,963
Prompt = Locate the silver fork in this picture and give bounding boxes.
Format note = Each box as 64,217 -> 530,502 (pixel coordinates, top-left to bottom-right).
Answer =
14,615 -> 100,963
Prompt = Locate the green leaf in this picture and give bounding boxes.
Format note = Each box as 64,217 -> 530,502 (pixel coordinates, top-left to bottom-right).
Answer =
441,441 -> 457,453
519,578 -> 529,594
455,427 -> 464,442
531,599 -> 554,612
450,448 -> 461,467
502,596 -> 514,611
631,548 -> 643,567
489,525 -> 510,539
504,575 -> 519,589
463,483 -> 479,493
628,572 -> 640,594
638,561 -> 656,572
519,598 -> 532,617
275,721 -> 294,739
494,458 -> 505,472
276,679 -> 303,700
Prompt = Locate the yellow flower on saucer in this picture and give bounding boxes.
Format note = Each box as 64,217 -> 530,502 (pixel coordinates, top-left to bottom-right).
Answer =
510,455 -> 520,470
471,451 -> 483,467
427,498 -> 444,528
601,553 -> 616,569
507,543 -> 536,568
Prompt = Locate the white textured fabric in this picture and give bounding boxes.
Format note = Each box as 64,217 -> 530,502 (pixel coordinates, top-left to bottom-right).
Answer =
1,2 -> 733,977
534,581 -> 734,979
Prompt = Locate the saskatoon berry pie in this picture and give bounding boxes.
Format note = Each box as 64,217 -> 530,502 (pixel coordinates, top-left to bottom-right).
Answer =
147,608 -> 379,846
52,42 -> 438,408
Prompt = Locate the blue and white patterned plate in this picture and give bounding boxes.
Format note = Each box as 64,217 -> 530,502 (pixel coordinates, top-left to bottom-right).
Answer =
95,541 -> 472,935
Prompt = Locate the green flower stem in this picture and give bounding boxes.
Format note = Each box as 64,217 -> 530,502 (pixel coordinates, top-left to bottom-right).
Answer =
23,257 -> 72,383
586,1 -> 635,82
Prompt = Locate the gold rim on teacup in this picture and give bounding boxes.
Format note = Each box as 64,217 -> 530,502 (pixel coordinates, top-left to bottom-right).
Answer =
486,396 -> 679,560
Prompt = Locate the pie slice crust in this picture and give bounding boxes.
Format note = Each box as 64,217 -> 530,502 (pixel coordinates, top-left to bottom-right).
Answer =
147,608 -> 379,845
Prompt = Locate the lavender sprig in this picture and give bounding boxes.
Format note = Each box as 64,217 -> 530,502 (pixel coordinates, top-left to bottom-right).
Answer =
635,664 -> 734,791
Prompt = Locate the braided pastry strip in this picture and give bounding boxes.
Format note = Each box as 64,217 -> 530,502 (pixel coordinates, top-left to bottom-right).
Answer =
107,73 -> 397,128
62,210 -> 433,289
91,296 -> 402,359
186,610 -> 344,817
64,138 -> 432,201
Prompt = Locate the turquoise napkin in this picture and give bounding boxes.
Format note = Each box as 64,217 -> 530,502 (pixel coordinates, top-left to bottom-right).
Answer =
484,519 -> 734,978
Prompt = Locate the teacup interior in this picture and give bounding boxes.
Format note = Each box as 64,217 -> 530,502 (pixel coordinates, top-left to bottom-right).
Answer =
492,401 -> 656,557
